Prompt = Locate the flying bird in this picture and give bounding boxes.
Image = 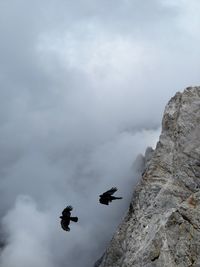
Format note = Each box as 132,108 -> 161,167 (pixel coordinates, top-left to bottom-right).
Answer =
99,187 -> 122,205
60,206 -> 78,231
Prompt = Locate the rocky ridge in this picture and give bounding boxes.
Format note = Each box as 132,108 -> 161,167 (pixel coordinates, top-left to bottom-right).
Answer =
95,87 -> 200,267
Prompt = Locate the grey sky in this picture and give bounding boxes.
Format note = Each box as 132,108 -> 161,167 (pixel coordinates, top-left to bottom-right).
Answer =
0,1 -> 200,266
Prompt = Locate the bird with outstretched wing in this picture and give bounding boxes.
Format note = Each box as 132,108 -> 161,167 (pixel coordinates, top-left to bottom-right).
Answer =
60,206 -> 78,232
99,187 -> 122,205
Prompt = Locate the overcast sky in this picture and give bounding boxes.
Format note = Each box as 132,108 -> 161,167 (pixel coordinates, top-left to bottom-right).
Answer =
0,1 -> 200,266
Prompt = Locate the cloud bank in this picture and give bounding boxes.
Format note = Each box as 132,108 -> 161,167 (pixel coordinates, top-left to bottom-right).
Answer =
0,0 -> 200,266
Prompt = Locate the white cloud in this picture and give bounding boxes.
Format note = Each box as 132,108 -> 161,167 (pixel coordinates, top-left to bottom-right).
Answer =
0,0 -> 200,266
0,196 -> 53,267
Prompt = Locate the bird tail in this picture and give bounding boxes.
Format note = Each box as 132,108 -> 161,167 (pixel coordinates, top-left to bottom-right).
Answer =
70,216 -> 78,222
114,197 -> 123,200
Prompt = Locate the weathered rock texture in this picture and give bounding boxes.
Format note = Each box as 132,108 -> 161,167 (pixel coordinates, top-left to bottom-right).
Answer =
96,87 -> 200,267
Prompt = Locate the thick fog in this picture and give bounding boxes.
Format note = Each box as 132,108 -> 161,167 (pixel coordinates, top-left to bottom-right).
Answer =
0,1 -> 200,266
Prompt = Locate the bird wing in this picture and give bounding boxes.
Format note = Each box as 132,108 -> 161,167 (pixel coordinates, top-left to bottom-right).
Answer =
102,187 -> 117,196
60,219 -> 70,231
62,205 -> 73,216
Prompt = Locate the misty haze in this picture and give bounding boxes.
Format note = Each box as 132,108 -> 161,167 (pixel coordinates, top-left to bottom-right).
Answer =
0,1 -> 200,267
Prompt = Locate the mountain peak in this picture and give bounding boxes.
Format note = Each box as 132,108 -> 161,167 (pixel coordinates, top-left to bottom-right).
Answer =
95,86 -> 200,267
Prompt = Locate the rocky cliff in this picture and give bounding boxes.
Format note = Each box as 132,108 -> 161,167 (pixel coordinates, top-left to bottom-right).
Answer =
95,87 -> 200,267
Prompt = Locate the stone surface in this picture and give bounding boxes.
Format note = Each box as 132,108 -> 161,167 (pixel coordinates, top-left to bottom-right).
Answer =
95,87 -> 200,267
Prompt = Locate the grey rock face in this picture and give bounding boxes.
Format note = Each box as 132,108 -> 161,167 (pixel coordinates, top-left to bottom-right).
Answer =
96,87 -> 200,267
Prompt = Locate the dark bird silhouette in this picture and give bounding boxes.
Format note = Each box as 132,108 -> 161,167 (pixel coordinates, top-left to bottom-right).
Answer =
99,187 -> 122,205
60,206 -> 78,231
